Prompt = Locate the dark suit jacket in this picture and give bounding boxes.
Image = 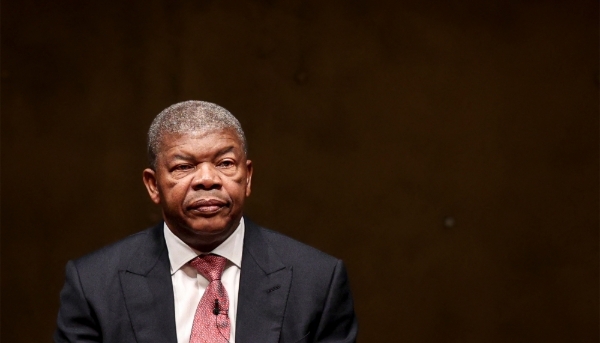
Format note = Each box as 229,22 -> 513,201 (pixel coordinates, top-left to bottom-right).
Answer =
55,219 -> 358,343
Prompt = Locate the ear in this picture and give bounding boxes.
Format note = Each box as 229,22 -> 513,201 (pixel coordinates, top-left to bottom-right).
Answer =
142,168 -> 161,204
245,159 -> 253,197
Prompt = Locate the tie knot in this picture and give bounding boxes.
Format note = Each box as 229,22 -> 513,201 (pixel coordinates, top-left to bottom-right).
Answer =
190,254 -> 227,282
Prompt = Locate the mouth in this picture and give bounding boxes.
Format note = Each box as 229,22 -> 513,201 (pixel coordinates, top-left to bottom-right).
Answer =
187,198 -> 228,215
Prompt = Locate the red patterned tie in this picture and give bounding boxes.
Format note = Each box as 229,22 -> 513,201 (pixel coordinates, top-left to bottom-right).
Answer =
189,254 -> 230,343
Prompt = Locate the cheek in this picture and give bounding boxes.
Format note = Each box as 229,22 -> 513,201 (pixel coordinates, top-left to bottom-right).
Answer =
160,180 -> 189,203
224,179 -> 246,199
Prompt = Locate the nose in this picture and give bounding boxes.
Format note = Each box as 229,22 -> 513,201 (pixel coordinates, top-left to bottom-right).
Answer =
191,163 -> 222,190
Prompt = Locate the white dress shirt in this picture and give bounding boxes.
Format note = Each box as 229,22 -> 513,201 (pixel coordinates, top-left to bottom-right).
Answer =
164,219 -> 245,343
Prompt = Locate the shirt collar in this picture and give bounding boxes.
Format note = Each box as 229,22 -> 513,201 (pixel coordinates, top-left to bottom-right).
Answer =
163,218 -> 245,275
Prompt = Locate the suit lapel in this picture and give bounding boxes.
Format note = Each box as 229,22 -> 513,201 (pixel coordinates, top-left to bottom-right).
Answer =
119,224 -> 177,343
236,219 -> 292,343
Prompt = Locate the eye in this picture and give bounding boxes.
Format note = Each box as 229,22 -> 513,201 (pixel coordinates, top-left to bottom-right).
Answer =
218,160 -> 235,168
173,164 -> 194,171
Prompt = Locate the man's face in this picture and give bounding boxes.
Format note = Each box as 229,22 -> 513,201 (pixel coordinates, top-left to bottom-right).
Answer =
143,128 -> 252,251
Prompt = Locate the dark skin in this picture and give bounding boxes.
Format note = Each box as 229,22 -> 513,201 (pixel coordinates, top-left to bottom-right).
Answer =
142,128 -> 252,252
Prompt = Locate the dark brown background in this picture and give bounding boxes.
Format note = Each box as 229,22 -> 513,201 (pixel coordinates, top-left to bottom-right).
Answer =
2,1 -> 598,342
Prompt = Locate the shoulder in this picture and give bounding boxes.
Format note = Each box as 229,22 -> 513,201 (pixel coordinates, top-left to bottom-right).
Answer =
70,224 -> 162,272
245,219 -> 341,270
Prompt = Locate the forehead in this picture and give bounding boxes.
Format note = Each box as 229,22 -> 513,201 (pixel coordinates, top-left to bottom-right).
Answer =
158,129 -> 243,154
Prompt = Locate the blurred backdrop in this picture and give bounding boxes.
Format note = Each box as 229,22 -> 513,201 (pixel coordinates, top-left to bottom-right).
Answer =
2,1 -> 598,342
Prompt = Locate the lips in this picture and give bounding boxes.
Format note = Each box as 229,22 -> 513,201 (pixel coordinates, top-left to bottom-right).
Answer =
187,198 -> 228,214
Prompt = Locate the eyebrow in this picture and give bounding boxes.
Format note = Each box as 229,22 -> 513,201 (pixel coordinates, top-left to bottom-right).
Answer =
172,154 -> 194,161
171,146 -> 236,161
215,146 -> 235,157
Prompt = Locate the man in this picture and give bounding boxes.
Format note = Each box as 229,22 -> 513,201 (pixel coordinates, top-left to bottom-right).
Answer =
55,101 -> 358,343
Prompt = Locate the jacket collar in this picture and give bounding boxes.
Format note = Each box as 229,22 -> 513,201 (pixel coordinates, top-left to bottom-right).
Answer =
236,218 -> 292,343
120,223 -> 177,343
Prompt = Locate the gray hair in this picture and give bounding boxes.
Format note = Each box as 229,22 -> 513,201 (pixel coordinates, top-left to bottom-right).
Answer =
147,100 -> 247,169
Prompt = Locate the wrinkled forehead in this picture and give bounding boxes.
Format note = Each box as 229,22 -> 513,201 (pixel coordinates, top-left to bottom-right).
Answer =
156,128 -> 246,156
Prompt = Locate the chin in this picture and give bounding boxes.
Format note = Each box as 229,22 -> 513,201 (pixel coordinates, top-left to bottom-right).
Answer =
186,218 -> 233,236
